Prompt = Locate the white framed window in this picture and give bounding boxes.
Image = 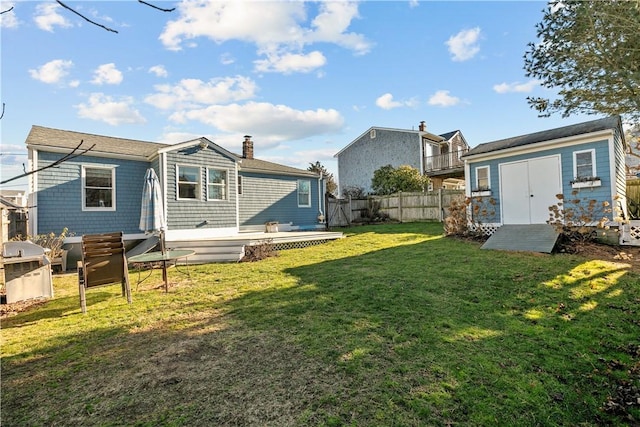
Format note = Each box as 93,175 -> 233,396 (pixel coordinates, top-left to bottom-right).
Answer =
207,168 -> 227,200
573,149 -> 596,179
177,165 -> 201,200
370,129 -> 376,139
475,166 -> 490,190
297,180 -> 311,207
237,175 -> 243,195
82,165 -> 115,211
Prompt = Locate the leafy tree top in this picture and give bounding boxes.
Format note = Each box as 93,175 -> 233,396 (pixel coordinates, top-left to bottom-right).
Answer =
524,0 -> 640,122
307,161 -> 337,196
371,165 -> 429,195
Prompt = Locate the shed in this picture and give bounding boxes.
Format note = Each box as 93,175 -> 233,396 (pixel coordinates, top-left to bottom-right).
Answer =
462,116 -> 627,231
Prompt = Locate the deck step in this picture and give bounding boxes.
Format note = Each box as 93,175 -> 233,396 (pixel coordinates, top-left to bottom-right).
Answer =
481,224 -> 560,253
168,240 -> 245,263
126,235 -> 160,258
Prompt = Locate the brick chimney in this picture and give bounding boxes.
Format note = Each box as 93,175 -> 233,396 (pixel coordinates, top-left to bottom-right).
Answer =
419,121 -> 426,132
242,135 -> 254,159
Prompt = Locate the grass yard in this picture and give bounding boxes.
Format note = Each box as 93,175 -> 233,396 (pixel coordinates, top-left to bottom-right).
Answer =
1,222 -> 639,426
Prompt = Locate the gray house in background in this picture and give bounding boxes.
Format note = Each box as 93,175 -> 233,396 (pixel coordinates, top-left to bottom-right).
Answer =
25,126 -> 328,261
335,121 -> 469,195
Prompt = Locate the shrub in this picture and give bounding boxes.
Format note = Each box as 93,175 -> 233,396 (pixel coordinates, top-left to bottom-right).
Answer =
547,191 -> 622,250
444,196 -> 496,238
13,228 -> 71,259
241,239 -> 278,262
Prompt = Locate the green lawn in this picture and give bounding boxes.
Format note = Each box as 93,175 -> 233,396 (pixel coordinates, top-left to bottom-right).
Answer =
2,222 -> 638,426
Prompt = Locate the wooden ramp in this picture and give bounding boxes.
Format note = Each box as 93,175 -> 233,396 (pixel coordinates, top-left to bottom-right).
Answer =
481,224 -> 560,253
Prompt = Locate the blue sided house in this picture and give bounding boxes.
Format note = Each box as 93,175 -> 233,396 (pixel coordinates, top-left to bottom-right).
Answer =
25,126 -> 336,262
462,116 -> 628,233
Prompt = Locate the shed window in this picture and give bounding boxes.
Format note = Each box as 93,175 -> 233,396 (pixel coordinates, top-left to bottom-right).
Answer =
177,165 -> 200,200
475,166 -> 490,190
82,166 -> 115,211
207,168 -> 227,200
573,149 -> 596,179
297,180 -> 311,207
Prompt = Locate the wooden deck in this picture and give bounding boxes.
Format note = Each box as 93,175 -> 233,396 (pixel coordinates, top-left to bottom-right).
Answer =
165,230 -> 345,263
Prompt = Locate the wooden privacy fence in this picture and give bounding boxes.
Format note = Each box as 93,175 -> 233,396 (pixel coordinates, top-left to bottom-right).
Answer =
627,180 -> 640,203
628,180 -> 640,219
327,190 -> 465,227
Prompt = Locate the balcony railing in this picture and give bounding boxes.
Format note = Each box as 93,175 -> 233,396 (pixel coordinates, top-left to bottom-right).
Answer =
424,148 -> 468,173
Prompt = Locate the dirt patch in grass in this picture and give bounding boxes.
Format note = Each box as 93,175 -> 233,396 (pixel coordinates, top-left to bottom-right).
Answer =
563,242 -> 640,272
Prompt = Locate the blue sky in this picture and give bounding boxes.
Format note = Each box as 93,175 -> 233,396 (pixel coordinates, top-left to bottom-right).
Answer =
1,0 -> 598,192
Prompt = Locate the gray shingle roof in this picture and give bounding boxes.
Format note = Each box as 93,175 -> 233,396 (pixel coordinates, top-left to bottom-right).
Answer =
26,125 -> 167,160
439,130 -> 460,140
240,158 -> 318,177
25,125 -> 316,177
464,116 -> 622,158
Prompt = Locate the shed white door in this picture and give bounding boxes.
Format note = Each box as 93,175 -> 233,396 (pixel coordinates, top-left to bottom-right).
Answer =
500,156 -> 562,224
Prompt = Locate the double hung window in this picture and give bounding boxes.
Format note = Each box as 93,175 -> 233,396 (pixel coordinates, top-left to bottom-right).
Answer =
177,165 -> 200,200
207,168 -> 227,200
297,180 -> 311,207
475,166 -> 490,190
83,166 -> 115,210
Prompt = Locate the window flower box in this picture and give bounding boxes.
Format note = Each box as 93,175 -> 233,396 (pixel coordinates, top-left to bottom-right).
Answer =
571,177 -> 601,189
471,188 -> 491,197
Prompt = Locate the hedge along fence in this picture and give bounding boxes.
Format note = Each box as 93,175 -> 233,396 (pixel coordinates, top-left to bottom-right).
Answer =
327,190 -> 465,226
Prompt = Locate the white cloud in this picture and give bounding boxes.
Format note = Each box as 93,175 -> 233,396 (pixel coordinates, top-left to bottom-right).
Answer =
168,101 -> 344,141
445,27 -> 481,61
428,90 -> 461,107
220,53 -> 235,65
254,50 -> 327,74
0,2 -> 19,29
29,59 -> 73,84
493,79 -> 540,94
76,93 -> 146,125
149,65 -> 168,78
91,63 -> 123,85
34,3 -> 72,32
145,75 -> 257,110
306,1 -> 371,54
159,1 -> 371,74
375,93 -> 417,110
376,93 -> 402,110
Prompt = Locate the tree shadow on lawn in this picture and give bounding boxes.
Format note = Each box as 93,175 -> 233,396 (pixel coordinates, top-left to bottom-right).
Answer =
230,237 -> 639,425
1,302 -> 350,427
2,236 -> 637,426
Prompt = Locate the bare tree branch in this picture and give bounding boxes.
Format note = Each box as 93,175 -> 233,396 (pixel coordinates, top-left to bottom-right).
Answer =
1,6 -> 14,14
0,103 -> 5,120
56,0 -> 118,33
1,141 -> 95,185
138,0 -> 175,12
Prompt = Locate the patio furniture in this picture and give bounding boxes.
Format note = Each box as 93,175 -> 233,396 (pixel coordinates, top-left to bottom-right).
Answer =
128,249 -> 195,293
78,232 -> 132,314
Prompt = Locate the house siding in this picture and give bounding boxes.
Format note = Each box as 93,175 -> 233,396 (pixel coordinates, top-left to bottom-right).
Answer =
239,172 -> 320,227
613,129 -> 627,201
338,129 -> 421,194
165,146 -> 237,231
467,138 -> 614,224
36,151 -> 148,235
